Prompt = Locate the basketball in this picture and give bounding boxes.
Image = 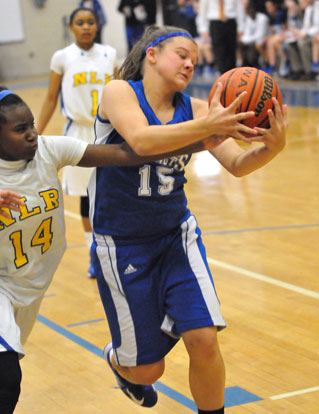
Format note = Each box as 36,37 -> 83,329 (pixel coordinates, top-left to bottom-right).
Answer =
208,67 -> 282,130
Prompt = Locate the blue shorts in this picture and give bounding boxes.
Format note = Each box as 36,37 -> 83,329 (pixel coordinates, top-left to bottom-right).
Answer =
93,215 -> 226,367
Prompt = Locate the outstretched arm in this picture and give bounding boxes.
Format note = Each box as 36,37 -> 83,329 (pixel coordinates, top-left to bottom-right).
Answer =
98,80 -> 257,157
77,135 -> 223,168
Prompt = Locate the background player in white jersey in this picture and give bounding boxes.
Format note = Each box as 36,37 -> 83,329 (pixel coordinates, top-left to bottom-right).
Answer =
37,7 -> 118,278
88,25 -> 287,413
0,86 -> 225,414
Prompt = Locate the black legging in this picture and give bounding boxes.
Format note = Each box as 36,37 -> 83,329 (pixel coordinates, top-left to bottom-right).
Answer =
209,19 -> 237,74
0,352 -> 21,414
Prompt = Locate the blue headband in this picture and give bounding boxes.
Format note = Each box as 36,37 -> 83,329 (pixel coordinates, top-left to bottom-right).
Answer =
145,32 -> 193,53
0,90 -> 13,101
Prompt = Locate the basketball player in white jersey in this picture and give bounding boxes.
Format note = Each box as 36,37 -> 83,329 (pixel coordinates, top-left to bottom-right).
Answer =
37,7 -> 118,278
0,87 -> 142,413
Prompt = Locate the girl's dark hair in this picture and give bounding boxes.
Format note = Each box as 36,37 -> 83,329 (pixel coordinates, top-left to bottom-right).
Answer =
69,7 -> 99,26
0,87 -> 25,126
118,25 -> 195,81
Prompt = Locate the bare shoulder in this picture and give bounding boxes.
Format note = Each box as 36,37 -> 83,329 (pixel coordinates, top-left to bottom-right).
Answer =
99,80 -> 138,117
102,79 -> 132,96
190,96 -> 209,119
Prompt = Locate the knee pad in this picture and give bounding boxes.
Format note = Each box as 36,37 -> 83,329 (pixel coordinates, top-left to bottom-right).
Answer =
0,352 -> 22,414
80,195 -> 89,218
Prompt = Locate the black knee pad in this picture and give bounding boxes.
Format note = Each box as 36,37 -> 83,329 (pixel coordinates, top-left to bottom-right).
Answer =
80,195 -> 89,218
0,352 -> 22,414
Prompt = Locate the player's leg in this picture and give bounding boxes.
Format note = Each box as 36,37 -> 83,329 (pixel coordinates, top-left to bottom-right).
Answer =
162,215 -> 226,413
182,327 -> 225,412
0,351 -> 22,414
107,348 -> 164,385
0,293 -> 26,413
94,234 -> 178,407
80,195 -> 96,278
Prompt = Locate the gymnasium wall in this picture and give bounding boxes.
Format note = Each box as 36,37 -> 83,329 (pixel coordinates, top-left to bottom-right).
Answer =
0,0 -> 126,81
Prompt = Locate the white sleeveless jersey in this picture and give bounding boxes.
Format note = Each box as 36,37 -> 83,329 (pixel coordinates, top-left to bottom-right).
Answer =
0,135 -> 87,307
51,42 -> 117,125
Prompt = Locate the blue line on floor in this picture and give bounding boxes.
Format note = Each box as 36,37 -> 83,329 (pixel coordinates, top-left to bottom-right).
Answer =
37,314 -> 262,410
67,318 -> 105,327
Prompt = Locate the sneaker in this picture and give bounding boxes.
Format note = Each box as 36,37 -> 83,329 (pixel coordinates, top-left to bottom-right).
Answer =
311,62 -> 319,73
202,65 -> 215,79
87,262 -> 96,279
104,343 -> 158,408
88,241 -> 97,278
262,64 -> 276,75
279,60 -> 290,78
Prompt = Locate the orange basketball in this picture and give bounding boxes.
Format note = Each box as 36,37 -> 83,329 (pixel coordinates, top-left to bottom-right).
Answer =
208,67 -> 282,130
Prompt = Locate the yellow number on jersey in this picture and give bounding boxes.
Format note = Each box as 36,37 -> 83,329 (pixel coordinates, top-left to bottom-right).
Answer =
9,217 -> 53,269
31,217 -> 53,253
91,89 -> 99,117
9,230 -> 28,268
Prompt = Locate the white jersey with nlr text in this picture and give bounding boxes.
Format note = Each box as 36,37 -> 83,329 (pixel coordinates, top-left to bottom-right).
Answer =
50,43 -> 117,125
0,135 -> 87,307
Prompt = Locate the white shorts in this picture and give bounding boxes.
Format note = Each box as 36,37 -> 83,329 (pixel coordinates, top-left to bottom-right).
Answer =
62,121 -> 95,196
0,292 -> 43,358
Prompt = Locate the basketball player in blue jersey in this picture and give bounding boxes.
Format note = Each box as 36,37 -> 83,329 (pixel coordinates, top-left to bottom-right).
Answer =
88,25 -> 287,413
0,87 -> 216,414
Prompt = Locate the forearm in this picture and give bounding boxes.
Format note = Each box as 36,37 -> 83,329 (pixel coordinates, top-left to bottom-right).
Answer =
37,98 -> 57,134
78,139 -> 210,168
131,117 -> 216,156
230,145 -> 280,177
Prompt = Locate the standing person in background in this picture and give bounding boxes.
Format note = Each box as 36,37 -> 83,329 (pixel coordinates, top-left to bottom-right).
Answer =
37,7 -> 118,279
145,0 -> 157,25
196,0 -> 244,75
88,24 -> 287,413
161,0 -> 180,25
118,0 -> 149,54
79,0 -> 107,43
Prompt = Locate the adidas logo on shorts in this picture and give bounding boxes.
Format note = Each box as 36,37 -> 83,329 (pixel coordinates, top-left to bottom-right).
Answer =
124,264 -> 137,275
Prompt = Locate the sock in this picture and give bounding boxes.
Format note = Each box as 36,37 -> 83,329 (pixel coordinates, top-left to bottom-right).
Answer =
198,408 -> 224,414
84,231 -> 93,248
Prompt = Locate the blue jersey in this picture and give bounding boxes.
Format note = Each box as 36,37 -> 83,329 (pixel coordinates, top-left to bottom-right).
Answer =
88,80 -> 194,240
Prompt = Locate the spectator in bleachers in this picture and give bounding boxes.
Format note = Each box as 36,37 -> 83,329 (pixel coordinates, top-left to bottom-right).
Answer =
176,0 -> 198,37
118,0 -> 149,54
263,0 -> 288,75
286,0 -> 319,79
311,0 -> 319,78
280,0 -> 304,79
238,0 -> 269,68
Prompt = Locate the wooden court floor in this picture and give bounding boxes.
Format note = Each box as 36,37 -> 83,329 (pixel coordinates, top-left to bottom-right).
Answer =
5,81 -> 319,414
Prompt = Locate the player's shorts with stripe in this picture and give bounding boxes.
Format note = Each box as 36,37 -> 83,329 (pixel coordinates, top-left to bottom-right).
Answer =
93,215 -> 226,367
0,292 -> 43,358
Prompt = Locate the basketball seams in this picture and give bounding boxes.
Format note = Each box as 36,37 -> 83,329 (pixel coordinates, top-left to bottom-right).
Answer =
256,80 -> 280,128
244,69 -> 260,113
222,68 -> 238,107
